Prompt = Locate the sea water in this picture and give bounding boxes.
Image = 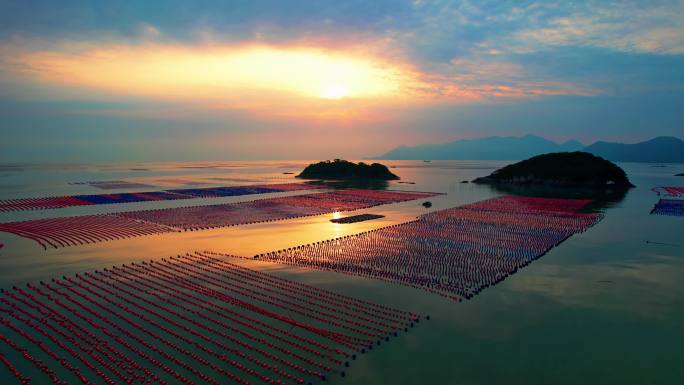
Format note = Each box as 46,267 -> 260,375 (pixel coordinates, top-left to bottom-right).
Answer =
0,160 -> 682,385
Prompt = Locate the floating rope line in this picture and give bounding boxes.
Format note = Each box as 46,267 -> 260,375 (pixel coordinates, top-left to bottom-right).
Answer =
651,186 -> 684,197
0,189 -> 438,249
118,190 -> 440,231
0,183 -> 324,212
254,196 -> 603,301
0,215 -> 176,249
69,180 -> 153,190
0,253 -> 423,385
650,199 -> 684,217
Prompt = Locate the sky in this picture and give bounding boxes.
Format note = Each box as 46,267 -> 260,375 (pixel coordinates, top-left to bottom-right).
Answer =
1,0 -> 683,162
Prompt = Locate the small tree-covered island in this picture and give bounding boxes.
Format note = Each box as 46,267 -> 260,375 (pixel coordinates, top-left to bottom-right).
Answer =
473,152 -> 634,188
298,159 -> 400,180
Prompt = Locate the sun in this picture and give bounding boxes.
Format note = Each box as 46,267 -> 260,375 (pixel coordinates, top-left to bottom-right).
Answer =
321,83 -> 350,99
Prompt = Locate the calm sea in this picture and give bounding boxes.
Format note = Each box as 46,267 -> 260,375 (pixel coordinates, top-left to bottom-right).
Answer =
0,160 -> 682,385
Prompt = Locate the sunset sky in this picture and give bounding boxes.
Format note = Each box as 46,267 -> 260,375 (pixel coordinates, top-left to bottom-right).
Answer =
1,0 -> 683,161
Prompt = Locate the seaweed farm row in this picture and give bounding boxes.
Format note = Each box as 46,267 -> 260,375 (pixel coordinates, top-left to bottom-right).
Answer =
0,215 -> 175,249
119,190 -> 436,231
0,190 -> 439,249
651,186 -> 684,197
651,199 -> 684,217
253,196 -> 603,301
0,183 -> 323,212
68,180 -> 153,190
0,253 -> 423,385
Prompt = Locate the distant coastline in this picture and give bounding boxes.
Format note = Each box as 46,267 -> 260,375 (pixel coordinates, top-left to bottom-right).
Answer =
371,135 -> 684,163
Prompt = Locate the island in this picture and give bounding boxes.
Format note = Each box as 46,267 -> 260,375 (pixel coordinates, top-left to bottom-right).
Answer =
297,159 -> 399,180
472,152 -> 634,188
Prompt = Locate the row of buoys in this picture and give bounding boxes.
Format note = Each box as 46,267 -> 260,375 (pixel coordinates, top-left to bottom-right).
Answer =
49,279 -> 222,384
126,260 -> 375,343
0,183 -> 321,213
13,284 -> 194,384
69,180 -> 151,189
0,196 -> 91,212
257,196 -> 603,300
2,293 -> 127,385
651,186 -> 684,197
103,264 -> 350,358
119,190 -> 438,231
0,255 -> 423,385
2,286 -> 166,384
6,285 -> 168,383
184,253 -> 414,324
650,198 -> 684,216
61,276 -> 280,384
0,325 -> 70,385
304,190 -> 440,206
461,196 -> 593,215
160,256 -> 404,331
0,189 -> 439,248
86,269 -> 334,375
0,214 -> 173,249
0,350 -> 32,384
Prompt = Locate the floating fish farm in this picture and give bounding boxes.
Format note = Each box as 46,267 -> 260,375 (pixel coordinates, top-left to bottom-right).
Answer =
254,196 -> 603,301
0,253 -> 423,384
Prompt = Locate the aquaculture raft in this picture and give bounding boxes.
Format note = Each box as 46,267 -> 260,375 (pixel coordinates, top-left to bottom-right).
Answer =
650,199 -> 684,216
0,189 -> 440,248
118,190 -> 439,231
0,183 -> 324,212
0,215 -> 175,249
651,186 -> 684,197
69,180 -> 153,190
255,196 -> 603,301
0,253 -> 423,385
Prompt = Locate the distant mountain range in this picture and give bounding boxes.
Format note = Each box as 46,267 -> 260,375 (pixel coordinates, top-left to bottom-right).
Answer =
583,137 -> 684,163
371,135 -> 684,163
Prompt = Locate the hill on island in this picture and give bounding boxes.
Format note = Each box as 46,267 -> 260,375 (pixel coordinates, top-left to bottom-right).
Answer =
583,137 -> 684,163
372,134 -> 583,160
472,152 -> 634,188
297,159 -> 399,180
371,135 -> 684,163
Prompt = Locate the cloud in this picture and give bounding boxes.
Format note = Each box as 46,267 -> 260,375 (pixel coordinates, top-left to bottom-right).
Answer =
138,23 -> 161,38
511,1 -> 684,55
1,0 -> 683,161
0,38 -> 600,120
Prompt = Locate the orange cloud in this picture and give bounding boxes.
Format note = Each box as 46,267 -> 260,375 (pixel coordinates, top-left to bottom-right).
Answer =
4,41 -> 600,119
18,44 -> 413,99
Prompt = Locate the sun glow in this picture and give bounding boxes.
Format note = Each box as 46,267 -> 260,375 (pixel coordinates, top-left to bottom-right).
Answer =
18,44 -> 410,102
321,84 -> 350,99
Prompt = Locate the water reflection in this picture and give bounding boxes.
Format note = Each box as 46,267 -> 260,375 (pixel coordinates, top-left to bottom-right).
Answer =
480,182 -> 631,211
